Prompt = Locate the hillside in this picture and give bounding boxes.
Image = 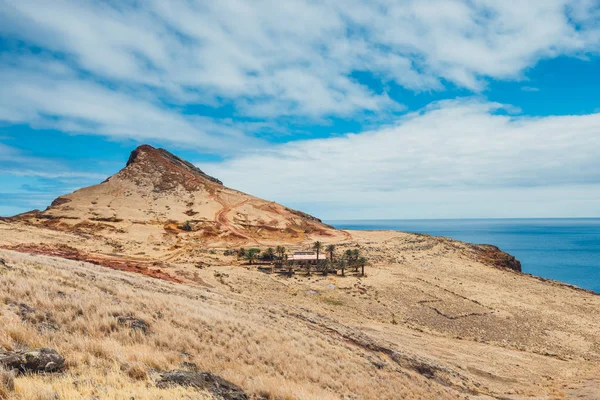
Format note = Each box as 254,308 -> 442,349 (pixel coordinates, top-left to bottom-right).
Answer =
10,145 -> 343,246
1,232 -> 599,399
0,145 -> 599,399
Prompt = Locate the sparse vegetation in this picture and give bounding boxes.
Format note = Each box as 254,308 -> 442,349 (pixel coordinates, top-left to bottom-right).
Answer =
1,142 -> 598,399
236,248 -> 246,260
179,220 -> 193,232
261,247 -> 275,261
0,367 -> 15,398
234,243 -> 369,278
275,246 -> 286,262
322,297 -> 344,307
358,256 -> 368,276
244,248 -> 260,265
312,241 -> 323,262
338,258 -> 347,277
0,250 -> 435,400
326,244 -> 335,263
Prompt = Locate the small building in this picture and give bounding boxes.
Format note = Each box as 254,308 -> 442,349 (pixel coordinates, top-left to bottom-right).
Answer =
288,251 -> 328,264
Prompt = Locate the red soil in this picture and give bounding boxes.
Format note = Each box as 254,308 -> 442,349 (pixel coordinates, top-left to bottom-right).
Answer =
1,244 -> 184,284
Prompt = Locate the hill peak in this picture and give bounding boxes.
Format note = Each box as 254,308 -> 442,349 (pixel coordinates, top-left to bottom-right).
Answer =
123,144 -> 223,186
13,144 -> 341,244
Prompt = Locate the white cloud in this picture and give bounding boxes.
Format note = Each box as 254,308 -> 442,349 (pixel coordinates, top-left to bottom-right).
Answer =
1,0 -> 599,126
0,0 -> 599,218
199,99 -> 600,218
521,86 -> 541,92
0,54 -> 262,152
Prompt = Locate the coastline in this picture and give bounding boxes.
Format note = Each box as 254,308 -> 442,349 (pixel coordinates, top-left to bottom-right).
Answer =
330,218 -> 600,293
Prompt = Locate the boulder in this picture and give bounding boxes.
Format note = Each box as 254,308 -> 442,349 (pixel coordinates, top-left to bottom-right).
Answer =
0,348 -> 65,373
0,258 -> 11,271
117,315 -> 150,334
157,370 -> 248,400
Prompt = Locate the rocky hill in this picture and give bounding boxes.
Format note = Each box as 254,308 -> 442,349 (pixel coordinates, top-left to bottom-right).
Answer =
11,145 -> 343,246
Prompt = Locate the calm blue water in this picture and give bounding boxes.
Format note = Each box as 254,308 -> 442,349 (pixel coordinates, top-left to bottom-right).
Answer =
327,219 -> 600,293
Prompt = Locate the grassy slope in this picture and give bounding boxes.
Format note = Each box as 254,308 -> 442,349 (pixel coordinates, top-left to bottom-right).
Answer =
1,227 -> 599,399
0,250 -> 452,400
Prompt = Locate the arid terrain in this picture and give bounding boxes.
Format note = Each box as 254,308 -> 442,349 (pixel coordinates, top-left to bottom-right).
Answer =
1,145 -> 599,399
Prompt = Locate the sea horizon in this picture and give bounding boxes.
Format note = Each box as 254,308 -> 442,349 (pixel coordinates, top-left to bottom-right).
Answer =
327,218 -> 600,294
328,217 -> 600,222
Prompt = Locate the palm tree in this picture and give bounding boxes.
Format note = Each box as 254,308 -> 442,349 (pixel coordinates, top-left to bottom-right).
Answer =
275,246 -> 286,261
338,259 -> 347,277
263,247 -> 275,261
344,249 -> 353,268
351,249 -> 360,271
237,248 -> 246,260
312,241 -> 323,262
326,244 -> 335,263
358,257 -> 367,276
245,248 -> 260,265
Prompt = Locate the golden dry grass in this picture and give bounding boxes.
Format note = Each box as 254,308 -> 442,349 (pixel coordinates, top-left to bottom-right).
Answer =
1,224 -> 600,399
0,250 -> 453,400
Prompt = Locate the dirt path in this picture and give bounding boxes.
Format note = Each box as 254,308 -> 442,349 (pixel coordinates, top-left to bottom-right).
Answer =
214,198 -> 259,244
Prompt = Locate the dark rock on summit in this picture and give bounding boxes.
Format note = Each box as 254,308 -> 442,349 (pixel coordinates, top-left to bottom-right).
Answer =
0,348 -> 65,374
50,197 -> 72,208
127,145 -> 223,185
157,370 -> 248,400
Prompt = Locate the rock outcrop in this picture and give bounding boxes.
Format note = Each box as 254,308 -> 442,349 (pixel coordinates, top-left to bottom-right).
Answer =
126,145 -> 223,185
157,370 -> 248,400
0,348 -> 65,374
117,315 -> 150,334
470,244 -> 522,272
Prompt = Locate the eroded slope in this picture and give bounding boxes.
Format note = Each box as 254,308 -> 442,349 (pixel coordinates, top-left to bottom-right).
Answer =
10,145 -> 343,245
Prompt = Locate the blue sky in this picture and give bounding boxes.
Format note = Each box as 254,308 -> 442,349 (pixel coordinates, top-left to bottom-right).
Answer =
1,0 -> 599,219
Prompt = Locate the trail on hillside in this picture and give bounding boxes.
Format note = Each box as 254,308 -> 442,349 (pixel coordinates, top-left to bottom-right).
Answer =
213,198 -> 259,244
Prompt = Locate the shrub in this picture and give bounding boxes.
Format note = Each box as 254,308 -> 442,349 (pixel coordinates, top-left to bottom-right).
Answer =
122,363 -> 148,381
179,221 -> 193,232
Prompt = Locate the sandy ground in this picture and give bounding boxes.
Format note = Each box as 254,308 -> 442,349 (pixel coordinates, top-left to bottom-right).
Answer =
1,221 -> 599,399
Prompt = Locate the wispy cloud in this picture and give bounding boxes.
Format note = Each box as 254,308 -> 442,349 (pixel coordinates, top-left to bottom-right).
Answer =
0,142 -> 103,179
0,54 -> 262,152
521,86 -> 541,92
1,0 -> 600,218
0,0 -> 599,147
0,142 -> 111,215
199,99 -> 600,218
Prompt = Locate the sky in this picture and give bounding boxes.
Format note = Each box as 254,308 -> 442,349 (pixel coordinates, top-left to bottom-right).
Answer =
1,0 -> 599,219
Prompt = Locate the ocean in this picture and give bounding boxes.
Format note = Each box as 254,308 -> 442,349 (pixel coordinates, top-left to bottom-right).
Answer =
327,218 -> 600,294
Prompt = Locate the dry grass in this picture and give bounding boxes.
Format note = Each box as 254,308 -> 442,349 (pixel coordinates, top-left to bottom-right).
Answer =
0,250 -> 449,400
0,367 -> 15,399
1,227 -> 599,399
